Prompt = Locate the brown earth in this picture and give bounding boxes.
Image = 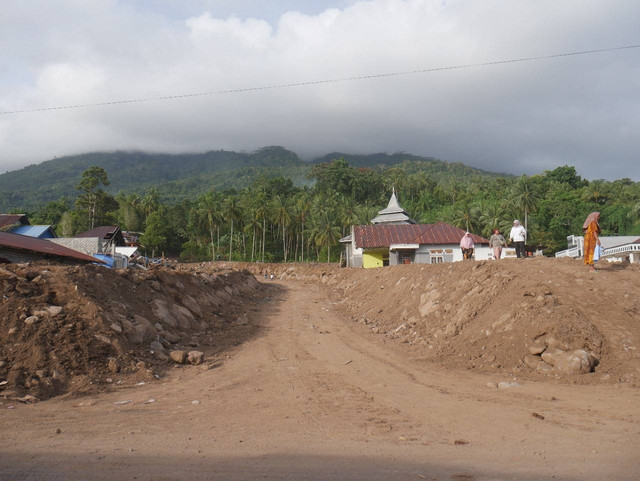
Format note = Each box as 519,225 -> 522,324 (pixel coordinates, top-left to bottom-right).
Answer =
0,259 -> 639,480
0,263 -> 260,401
209,257 -> 640,385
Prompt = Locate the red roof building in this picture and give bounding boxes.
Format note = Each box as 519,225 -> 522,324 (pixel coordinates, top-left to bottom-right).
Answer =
0,231 -> 104,265
340,192 -> 492,268
0,214 -> 29,230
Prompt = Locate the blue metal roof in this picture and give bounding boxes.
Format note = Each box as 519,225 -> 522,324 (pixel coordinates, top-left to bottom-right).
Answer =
12,225 -> 57,238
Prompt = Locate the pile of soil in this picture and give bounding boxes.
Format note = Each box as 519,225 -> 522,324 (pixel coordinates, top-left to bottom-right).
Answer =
210,258 -> 640,384
0,264 -> 260,401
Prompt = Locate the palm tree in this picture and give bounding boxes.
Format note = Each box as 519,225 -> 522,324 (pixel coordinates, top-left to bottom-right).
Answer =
224,196 -> 241,261
312,211 -> 341,263
198,192 -> 221,261
628,202 -> 640,223
582,180 -> 610,205
272,195 -> 291,262
141,188 -> 160,219
480,203 -> 506,237
452,203 -> 481,232
339,195 -> 359,237
295,194 -> 311,262
511,175 -> 540,239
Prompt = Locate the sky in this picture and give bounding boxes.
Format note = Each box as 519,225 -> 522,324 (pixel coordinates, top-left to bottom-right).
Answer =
1,0 -> 639,180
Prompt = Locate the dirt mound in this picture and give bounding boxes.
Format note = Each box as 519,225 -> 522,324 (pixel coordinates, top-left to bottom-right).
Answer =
206,258 -> 640,384
0,264 -> 260,401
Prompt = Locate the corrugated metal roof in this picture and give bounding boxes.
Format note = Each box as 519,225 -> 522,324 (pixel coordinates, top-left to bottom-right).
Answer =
76,226 -> 120,239
0,214 -> 29,229
353,222 -> 489,249
354,224 -> 432,248
11,225 -> 56,238
600,236 -> 640,249
0,232 -> 103,263
413,222 -> 489,245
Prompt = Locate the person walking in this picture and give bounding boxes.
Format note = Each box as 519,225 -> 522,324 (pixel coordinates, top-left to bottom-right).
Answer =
460,232 -> 475,260
489,229 -> 506,260
509,220 -> 527,258
583,212 -> 601,272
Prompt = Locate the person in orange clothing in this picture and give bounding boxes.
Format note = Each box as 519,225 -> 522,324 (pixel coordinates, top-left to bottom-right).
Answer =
583,212 -> 601,271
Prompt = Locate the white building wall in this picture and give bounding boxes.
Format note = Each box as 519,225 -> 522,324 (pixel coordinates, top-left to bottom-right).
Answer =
474,246 -> 493,261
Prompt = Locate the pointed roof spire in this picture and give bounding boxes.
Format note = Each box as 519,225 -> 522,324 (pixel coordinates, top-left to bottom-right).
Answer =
370,189 -> 415,225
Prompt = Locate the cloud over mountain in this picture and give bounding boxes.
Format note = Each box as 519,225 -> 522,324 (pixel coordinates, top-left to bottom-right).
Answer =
1,0 -> 639,179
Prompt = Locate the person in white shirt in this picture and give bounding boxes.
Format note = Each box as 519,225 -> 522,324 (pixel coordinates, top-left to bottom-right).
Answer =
509,220 -> 527,258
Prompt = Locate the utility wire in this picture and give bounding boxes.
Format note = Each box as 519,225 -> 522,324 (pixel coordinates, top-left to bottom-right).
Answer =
1,43 -> 639,115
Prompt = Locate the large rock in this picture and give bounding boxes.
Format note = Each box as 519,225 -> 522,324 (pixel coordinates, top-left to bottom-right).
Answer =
150,341 -> 165,353
536,361 -> 554,374
48,306 -> 63,317
161,331 -> 180,343
529,344 -> 546,355
554,350 -> 598,375
24,316 -> 39,325
541,347 -> 565,366
133,315 -> 158,343
524,355 -> 541,370
170,350 -> 187,364
545,337 -> 570,351
151,300 -> 177,328
187,351 -> 204,365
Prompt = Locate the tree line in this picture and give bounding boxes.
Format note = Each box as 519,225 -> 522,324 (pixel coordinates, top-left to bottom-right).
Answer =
18,160 -> 640,261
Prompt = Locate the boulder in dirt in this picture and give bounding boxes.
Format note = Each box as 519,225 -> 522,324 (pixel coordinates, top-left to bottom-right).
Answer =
170,350 -> 188,364
94,334 -> 112,345
536,361 -> 554,374
529,344 -> 546,355
187,351 -> 204,365
497,381 -> 521,389
24,316 -> 39,325
161,331 -> 180,343
541,347 -> 566,366
110,323 -> 122,333
107,358 -> 120,374
48,306 -> 63,317
554,350 -> 598,375
524,355 -> 541,370
444,322 -> 459,337
150,341 -> 165,353
545,337 -> 570,351
134,315 -> 158,343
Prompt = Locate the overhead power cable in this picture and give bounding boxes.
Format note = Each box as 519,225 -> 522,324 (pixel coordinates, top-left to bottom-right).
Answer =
1,43 -> 639,115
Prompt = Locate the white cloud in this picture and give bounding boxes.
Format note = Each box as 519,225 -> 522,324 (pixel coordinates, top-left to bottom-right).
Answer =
0,0 -> 639,179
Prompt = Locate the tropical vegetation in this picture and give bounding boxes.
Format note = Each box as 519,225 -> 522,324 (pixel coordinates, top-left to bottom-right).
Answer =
7,157 -> 640,262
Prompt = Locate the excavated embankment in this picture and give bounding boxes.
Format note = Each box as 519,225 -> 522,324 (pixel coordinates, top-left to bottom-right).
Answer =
0,264 -> 260,400
200,258 -> 640,385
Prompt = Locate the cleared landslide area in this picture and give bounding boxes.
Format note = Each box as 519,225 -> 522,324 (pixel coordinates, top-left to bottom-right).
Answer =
1,258 -> 639,480
217,257 -> 640,385
0,264 -> 260,400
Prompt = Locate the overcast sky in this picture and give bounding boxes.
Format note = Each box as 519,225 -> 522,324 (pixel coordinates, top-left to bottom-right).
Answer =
1,0 -> 639,180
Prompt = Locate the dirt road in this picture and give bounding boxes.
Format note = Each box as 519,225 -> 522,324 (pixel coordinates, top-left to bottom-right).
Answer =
1,279 -> 638,480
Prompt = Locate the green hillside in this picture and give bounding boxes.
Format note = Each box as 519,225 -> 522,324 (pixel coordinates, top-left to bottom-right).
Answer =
311,152 -> 507,180
0,147 -> 504,210
0,146 -> 305,210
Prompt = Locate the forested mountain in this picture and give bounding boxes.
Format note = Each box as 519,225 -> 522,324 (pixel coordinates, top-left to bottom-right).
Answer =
0,147 -> 499,210
3,147 -> 639,260
311,152 -> 504,179
0,146 -> 306,210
